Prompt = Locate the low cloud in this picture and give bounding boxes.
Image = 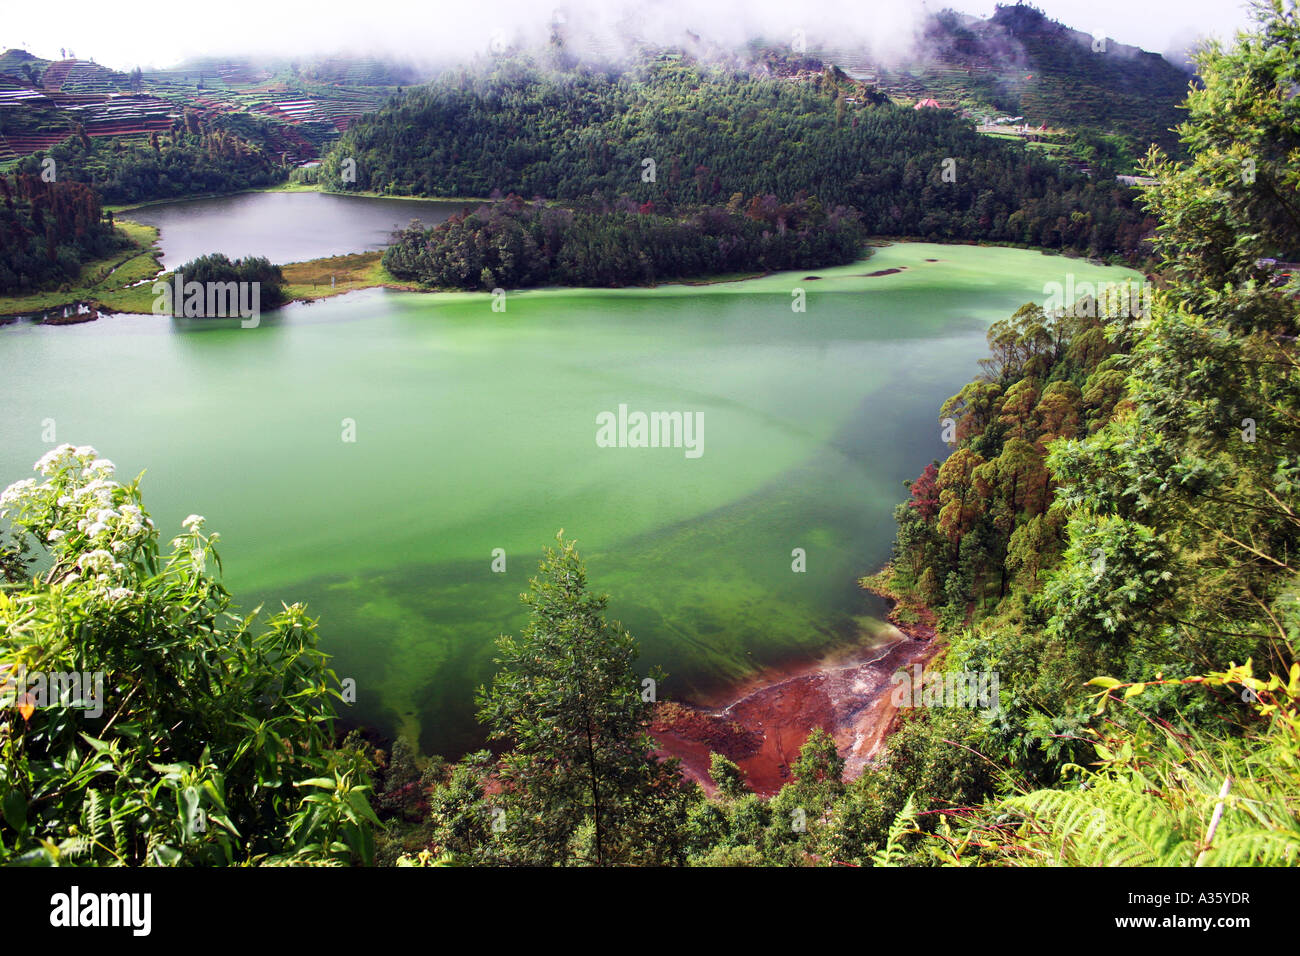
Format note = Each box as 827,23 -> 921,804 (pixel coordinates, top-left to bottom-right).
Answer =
6,0 -> 930,71
4,0 -> 1253,73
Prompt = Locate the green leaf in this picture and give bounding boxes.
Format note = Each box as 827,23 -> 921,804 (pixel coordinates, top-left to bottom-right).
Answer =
151,843 -> 182,866
1087,676 -> 1121,689
2,789 -> 28,833
346,788 -> 383,827
180,787 -> 202,840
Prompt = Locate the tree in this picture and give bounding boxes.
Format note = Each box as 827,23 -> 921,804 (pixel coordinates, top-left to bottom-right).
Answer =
1033,380 -> 1082,450
475,532 -> 688,865
936,448 -> 987,548
791,727 -> 845,789
908,462 -> 941,521
768,727 -> 845,860
709,752 -> 750,799
425,751 -> 495,863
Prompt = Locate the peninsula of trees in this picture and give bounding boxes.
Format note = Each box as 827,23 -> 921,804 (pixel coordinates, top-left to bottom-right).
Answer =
382,194 -> 865,290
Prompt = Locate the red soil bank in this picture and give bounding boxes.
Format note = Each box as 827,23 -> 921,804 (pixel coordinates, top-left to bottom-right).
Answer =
652,619 -> 940,796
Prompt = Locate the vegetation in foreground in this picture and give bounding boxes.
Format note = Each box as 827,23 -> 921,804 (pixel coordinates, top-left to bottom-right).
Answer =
0,447 -> 376,865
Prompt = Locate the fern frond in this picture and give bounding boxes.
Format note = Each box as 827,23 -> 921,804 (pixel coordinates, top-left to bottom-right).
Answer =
871,794 -> 919,867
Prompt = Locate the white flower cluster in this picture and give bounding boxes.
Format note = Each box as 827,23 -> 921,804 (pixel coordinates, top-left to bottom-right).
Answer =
0,444 -> 155,558
33,444 -> 112,478
76,549 -> 127,582
0,478 -> 37,514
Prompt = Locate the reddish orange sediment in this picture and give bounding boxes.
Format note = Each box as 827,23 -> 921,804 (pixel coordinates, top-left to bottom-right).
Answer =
652,607 -> 941,796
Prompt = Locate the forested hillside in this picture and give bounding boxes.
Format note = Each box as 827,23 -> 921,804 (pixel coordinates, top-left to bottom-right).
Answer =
322,58 -> 1153,260
0,173 -> 126,293
860,3 -> 1191,155
14,118 -> 286,206
861,0 -> 1300,862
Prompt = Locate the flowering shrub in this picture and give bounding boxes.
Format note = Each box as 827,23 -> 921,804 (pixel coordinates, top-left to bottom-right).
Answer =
0,445 -> 377,866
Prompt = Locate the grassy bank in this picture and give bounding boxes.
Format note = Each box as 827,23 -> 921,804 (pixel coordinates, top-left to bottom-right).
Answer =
0,220 -> 162,317
1,227 -> 396,320
314,187 -> 493,205
281,251 -> 407,302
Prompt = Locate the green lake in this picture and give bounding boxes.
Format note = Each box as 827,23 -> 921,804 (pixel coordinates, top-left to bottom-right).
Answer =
0,240 -> 1141,756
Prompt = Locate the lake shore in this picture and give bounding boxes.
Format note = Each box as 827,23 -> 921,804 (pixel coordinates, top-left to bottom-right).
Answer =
2,244 -> 797,322
0,219 -> 162,320
105,182 -> 493,215
5,182 -> 1139,323
651,594 -> 942,797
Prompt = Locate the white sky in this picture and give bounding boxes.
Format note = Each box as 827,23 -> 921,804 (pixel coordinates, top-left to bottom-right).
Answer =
1,0 -> 1261,72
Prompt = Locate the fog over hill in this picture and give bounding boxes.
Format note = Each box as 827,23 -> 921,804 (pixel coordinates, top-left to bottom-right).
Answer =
1,0 -> 1254,72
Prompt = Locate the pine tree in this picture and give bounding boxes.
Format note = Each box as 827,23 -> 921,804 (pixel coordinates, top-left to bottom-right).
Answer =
476,532 -> 689,865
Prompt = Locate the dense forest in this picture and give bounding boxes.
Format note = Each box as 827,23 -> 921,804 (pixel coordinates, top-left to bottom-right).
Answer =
14,115 -> 287,207
0,173 -> 126,294
383,193 -> 865,289
321,57 -> 1154,261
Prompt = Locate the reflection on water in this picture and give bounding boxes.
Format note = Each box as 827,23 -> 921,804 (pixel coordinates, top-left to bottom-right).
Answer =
123,191 -> 472,268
